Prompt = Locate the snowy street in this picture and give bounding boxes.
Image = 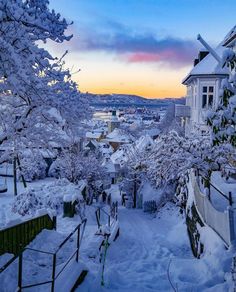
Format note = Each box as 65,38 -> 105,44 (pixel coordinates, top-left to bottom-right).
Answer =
80,203 -> 230,292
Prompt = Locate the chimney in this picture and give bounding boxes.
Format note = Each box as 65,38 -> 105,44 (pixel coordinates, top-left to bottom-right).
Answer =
198,51 -> 209,61
194,58 -> 199,66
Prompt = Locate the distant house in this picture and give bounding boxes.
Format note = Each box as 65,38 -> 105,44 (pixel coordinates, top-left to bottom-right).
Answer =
84,140 -> 99,152
102,157 -> 120,184
85,131 -> 103,142
104,128 -> 134,150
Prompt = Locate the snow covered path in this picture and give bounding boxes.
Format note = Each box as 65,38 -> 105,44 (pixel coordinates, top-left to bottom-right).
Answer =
80,203 -> 231,292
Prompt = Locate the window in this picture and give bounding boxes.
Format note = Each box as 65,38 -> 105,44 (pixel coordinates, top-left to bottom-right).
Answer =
202,86 -> 214,108
202,95 -> 207,107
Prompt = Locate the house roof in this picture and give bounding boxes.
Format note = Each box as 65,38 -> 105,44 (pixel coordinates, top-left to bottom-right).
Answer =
182,45 -> 229,85
86,131 -> 102,139
223,26 -> 236,47
102,158 -> 116,173
105,128 -> 134,143
86,139 -> 99,147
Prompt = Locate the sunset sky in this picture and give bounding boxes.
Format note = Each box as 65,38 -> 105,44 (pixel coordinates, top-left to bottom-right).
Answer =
49,0 -> 236,98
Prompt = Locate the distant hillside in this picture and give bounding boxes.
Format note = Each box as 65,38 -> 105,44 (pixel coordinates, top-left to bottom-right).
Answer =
81,92 -> 185,107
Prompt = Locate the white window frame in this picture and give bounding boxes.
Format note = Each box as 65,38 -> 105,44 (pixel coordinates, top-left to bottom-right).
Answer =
202,85 -> 214,108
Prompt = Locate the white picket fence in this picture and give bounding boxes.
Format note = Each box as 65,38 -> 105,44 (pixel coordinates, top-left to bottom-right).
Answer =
189,169 -> 235,247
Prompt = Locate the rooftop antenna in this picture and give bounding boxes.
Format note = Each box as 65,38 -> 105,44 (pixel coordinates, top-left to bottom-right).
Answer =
197,34 -> 221,64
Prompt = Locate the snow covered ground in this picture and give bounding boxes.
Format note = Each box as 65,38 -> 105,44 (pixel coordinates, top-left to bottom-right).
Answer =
0,177 -> 233,291
79,203 -> 232,292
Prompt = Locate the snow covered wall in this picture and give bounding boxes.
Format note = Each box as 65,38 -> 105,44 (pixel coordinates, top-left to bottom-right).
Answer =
187,169 -> 235,248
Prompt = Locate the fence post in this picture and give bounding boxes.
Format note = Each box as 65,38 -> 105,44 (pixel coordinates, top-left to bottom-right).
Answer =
228,207 -> 236,247
108,215 -> 111,228
53,216 -> 57,230
76,226 -> 80,262
116,202 -> 118,221
51,254 -> 56,292
229,192 -> 233,206
18,253 -> 23,292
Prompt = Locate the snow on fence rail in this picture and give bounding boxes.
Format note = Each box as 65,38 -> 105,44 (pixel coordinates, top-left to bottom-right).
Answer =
189,169 -> 235,247
0,211 -> 56,256
0,219 -> 87,292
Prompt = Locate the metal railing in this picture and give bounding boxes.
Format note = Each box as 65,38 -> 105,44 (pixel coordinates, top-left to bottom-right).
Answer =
95,202 -> 118,229
0,219 -> 87,292
195,169 -> 233,206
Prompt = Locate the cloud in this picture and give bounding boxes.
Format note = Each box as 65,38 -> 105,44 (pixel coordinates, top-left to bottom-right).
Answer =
68,21 -> 199,67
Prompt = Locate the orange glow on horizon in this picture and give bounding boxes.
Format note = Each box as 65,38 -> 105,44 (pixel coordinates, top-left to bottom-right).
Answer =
79,86 -> 185,99
66,51 -> 190,99
77,82 -> 186,99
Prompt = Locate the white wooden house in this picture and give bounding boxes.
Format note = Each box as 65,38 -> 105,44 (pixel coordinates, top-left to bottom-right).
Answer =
182,46 -> 229,136
178,27 -> 236,137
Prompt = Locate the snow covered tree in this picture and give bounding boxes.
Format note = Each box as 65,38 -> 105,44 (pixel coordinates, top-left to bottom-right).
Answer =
0,0 -> 90,164
49,143 -> 106,203
17,151 -> 47,182
133,131 -> 230,189
207,48 -> 236,146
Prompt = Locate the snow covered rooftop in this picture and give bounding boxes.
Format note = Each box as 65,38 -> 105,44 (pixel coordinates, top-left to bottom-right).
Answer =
85,139 -> 99,148
182,45 -> 229,84
223,25 -> 236,47
102,158 -> 117,173
105,128 -> 134,143
135,135 -> 154,151
110,135 -> 154,167
86,131 -> 102,139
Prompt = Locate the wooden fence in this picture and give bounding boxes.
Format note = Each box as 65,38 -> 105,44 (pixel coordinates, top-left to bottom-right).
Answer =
0,213 -> 56,256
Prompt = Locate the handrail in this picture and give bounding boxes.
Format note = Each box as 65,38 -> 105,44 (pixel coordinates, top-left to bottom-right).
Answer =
197,170 -> 232,205
95,202 -> 118,229
0,219 -> 87,292
0,254 -> 18,273
24,247 -> 54,256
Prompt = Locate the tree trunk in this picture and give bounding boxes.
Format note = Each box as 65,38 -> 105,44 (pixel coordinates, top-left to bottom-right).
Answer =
13,157 -> 17,196
133,174 -> 137,208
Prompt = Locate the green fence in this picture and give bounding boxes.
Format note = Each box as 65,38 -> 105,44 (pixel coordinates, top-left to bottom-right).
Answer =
0,213 -> 56,256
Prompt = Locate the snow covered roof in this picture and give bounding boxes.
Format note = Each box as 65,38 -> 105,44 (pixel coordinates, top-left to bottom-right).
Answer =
111,149 -> 126,166
85,139 -> 99,148
223,26 -> 236,47
135,135 -> 154,151
182,45 -> 229,85
86,131 -> 102,139
98,142 -> 114,155
110,135 -> 154,167
102,158 -> 117,173
106,128 -> 134,143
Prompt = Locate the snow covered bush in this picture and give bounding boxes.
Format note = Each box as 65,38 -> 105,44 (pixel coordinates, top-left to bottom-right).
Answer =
12,190 -> 43,216
207,47 -> 236,146
12,178 -> 83,216
18,152 -> 47,182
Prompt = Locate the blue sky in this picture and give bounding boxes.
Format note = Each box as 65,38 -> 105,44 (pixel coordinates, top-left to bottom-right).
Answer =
49,0 -> 236,98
